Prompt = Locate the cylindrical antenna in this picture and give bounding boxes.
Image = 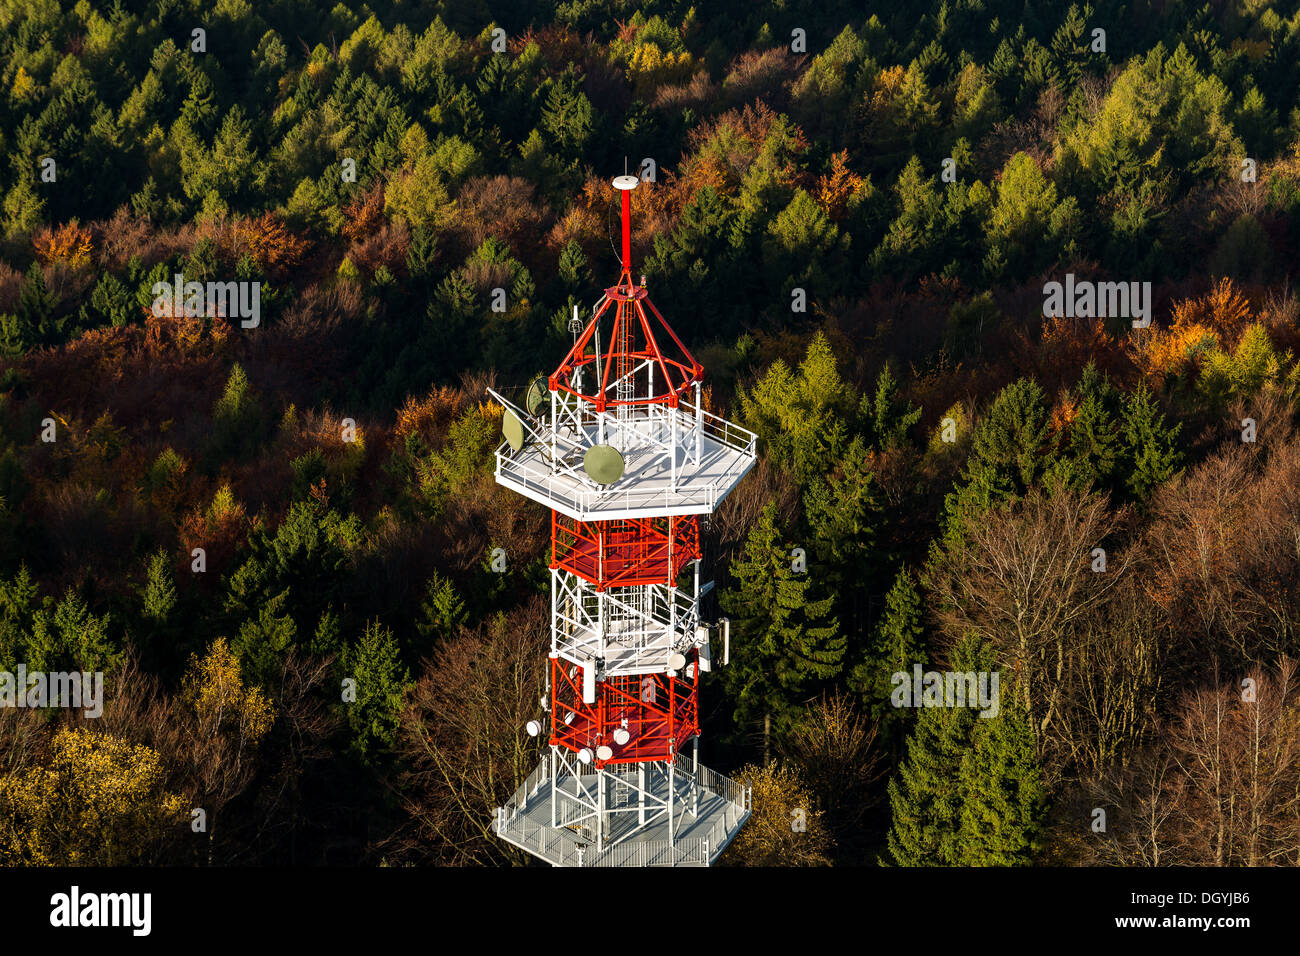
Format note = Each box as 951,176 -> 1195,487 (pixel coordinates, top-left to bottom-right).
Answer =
612,173 -> 639,278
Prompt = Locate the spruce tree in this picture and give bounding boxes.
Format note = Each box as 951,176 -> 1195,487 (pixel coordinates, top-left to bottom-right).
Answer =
864,362 -> 922,451
343,619 -> 410,761
940,377 -> 1052,546
804,436 -> 880,633
720,503 -> 843,759
1120,383 -> 1183,500
886,700 -> 973,865
956,689 -> 1048,865
1062,362 -> 1122,493
851,566 -> 926,740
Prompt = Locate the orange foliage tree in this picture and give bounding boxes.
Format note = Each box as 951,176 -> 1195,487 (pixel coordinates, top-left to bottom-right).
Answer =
33,220 -> 93,266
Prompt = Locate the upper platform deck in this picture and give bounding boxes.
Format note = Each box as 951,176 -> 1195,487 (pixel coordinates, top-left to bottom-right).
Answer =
493,397 -> 757,521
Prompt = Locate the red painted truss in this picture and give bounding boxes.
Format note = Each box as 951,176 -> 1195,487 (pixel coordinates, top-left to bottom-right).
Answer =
549,655 -> 700,768
548,277 -> 703,411
551,512 -> 700,589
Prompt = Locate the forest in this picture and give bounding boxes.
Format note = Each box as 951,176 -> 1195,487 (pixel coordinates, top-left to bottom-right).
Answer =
1,0 -> 1299,867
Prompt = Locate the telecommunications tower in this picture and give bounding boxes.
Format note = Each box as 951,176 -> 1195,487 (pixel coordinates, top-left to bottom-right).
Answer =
490,174 -> 758,866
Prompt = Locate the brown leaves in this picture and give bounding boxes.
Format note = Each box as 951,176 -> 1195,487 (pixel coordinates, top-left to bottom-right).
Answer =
341,186 -> 386,245
388,602 -> 547,865
1083,660 -> 1300,865
237,211 -> 311,275
1148,425 -> 1300,665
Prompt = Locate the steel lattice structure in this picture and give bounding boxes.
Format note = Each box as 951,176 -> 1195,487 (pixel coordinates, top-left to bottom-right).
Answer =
491,174 -> 757,866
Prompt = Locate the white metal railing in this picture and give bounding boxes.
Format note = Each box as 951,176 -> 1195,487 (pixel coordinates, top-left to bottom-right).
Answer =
680,400 -> 758,457
494,757 -> 752,867
491,393 -> 757,517
495,442 -> 753,516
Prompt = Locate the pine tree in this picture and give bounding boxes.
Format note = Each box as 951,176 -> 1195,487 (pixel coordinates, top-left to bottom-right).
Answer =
941,377 -> 1053,545
805,436 -> 880,633
416,571 -> 467,640
720,504 -> 843,760
1062,362 -> 1122,492
18,263 -> 58,346
864,362 -> 922,450
886,700 -> 973,865
540,65 -> 593,158
739,332 -> 856,486
141,550 -> 177,626
556,238 -> 591,290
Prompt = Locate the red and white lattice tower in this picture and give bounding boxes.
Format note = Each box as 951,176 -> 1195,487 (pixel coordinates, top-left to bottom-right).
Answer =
490,174 -> 757,866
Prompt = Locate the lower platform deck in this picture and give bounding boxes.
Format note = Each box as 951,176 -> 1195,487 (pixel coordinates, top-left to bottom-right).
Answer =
495,753 -> 750,867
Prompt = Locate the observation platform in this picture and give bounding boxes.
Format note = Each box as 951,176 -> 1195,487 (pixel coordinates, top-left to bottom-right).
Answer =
495,751 -> 750,867
493,402 -> 757,522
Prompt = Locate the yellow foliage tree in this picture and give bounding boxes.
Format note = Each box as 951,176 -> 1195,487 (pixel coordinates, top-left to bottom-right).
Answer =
180,637 -> 275,863
720,762 -> 834,866
0,728 -> 185,865
814,150 -> 866,221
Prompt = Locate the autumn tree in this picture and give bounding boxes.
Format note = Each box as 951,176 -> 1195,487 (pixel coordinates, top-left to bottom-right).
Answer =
0,727 -> 186,866
180,637 -> 275,864
720,761 -> 834,866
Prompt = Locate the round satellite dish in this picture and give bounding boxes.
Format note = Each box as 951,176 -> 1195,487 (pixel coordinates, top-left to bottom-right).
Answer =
525,376 -> 548,416
612,174 -> 639,191
563,712 -> 575,725
577,748 -> 593,765
502,408 -> 525,451
596,745 -> 613,761
668,652 -> 687,671
583,444 -> 625,484
613,728 -> 630,746
525,720 -> 542,737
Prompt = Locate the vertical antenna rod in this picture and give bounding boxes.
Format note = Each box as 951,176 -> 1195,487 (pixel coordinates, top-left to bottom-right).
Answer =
612,173 -> 639,281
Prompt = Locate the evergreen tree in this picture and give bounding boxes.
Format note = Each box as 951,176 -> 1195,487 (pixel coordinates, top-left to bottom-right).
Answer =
18,263 -> 59,346
416,572 -> 467,641
141,550 -> 177,624
739,332 -> 856,486
1120,383 -> 1183,500
851,566 -> 926,740
941,377 -> 1053,545
805,436 -> 880,634
720,504 -> 843,760
1061,362 -> 1122,492
540,65 -> 593,159
864,362 -> 922,450
956,690 -> 1048,865
886,698 -> 972,865
342,619 -> 409,760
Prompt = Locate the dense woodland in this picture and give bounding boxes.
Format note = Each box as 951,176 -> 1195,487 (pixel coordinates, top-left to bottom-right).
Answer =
1,0 -> 1300,866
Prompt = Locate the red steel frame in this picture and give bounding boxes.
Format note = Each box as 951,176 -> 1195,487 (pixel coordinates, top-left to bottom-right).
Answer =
551,512 -> 700,590
548,287 -> 703,410
549,655 -> 701,768
548,187 -> 702,413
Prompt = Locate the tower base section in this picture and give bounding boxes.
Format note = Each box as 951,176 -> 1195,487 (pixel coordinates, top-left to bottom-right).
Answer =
494,748 -> 750,867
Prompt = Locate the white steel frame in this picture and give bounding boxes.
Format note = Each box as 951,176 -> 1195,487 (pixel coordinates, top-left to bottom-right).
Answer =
550,565 -> 701,677
495,748 -> 752,867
